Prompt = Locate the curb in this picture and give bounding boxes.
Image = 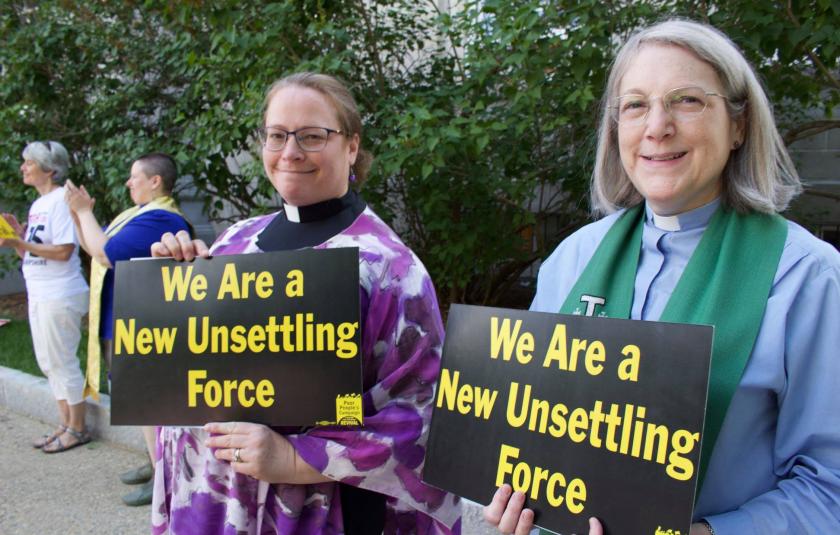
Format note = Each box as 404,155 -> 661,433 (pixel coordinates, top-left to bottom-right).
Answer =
0,365 -> 145,452
0,365 -> 493,532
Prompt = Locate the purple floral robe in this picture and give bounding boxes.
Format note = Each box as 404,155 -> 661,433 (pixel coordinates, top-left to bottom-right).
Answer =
152,207 -> 461,534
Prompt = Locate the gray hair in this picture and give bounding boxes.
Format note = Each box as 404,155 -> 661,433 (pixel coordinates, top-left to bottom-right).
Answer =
591,19 -> 801,216
21,141 -> 71,183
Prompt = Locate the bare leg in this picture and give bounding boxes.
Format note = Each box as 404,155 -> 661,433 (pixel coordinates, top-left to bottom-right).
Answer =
57,399 -> 70,427
142,426 -> 157,464
67,401 -> 86,433
43,401 -> 88,452
33,399 -> 69,448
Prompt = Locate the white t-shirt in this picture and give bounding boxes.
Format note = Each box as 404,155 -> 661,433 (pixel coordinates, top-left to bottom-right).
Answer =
21,187 -> 89,302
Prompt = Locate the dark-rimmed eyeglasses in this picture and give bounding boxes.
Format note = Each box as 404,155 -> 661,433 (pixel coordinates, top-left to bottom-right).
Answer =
258,127 -> 343,152
610,86 -> 733,126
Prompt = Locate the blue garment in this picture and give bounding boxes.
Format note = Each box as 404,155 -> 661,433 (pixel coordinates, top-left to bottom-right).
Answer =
532,200 -> 840,534
100,209 -> 190,339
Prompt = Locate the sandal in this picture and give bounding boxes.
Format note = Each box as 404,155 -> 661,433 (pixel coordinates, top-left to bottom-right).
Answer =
32,425 -> 67,449
42,427 -> 92,454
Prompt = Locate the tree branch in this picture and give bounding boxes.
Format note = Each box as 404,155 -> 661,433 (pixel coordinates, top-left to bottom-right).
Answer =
354,0 -> 387,98
785,0 -> 840,93
784,120 -> 840,145
425,0 -> 465,79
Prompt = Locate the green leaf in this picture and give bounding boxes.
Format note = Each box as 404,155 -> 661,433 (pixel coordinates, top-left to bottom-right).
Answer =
422,163 -> 434,179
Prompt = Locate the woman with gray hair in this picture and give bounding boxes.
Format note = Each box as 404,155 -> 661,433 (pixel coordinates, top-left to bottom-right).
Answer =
485,18 -> 840,535
1,140 -> 91,453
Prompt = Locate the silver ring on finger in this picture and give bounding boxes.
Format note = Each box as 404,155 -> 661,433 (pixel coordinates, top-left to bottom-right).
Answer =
233,448 -> 243,464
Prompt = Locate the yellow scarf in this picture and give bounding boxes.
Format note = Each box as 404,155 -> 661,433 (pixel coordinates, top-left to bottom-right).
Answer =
83,196 -> 186,400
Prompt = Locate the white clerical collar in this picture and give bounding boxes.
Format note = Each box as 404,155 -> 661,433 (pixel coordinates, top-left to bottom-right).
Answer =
651,212 -> 681,231
284,204 -> 301,223
646,198 -> 721,232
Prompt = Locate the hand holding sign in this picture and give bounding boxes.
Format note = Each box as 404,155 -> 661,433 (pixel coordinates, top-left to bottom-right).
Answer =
483,485 -> 534,535
424,305 -> 713,535
205,421 -> 329,484
152,229 -> 210,261
111,248 -> 363,426
484,485 -> 605,535
0,213 -> 23,246
484,489 -> 713,535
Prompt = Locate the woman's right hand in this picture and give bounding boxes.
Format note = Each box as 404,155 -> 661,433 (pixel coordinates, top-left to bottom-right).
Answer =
484,484 -> 603,535
0,213 -> 23,249
2,213 -> 24,237
151,230 -> 210,261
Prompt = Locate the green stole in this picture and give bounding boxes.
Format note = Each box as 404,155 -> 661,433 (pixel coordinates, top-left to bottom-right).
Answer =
560,202 -> 787,488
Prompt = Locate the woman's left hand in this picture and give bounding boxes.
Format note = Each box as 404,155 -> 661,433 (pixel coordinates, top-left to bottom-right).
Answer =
204,421 -> 300,483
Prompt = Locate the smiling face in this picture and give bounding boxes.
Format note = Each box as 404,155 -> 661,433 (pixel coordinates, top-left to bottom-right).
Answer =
262,86 -> 359,207
20,159 -> 54,189
126,161 -> 161,205
617,44 -> 743,216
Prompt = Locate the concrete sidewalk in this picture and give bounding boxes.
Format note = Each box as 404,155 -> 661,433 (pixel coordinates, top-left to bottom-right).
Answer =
0,366 -> 144,452
0,364 -> 492,534
0,405 -> 150,534
0,365 -> 152,534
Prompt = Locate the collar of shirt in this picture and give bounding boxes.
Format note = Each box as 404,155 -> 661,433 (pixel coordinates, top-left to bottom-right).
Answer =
645,198 -> 721,232
256,189 -> 366,251
282,190 -> 358,223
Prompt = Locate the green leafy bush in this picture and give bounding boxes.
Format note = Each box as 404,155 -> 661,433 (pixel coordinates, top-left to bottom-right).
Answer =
1,0 -> 837,308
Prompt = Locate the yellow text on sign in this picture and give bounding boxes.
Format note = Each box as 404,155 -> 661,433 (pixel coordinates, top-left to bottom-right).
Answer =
495,443 -> 587,514
187,370 -> 275,408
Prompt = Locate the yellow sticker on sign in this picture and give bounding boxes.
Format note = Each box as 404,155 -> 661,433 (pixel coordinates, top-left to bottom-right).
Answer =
335,393 -> 362,426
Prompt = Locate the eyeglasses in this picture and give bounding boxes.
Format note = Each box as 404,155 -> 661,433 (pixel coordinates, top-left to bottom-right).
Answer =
610,86 -> 732,126
258,126 -> 343,152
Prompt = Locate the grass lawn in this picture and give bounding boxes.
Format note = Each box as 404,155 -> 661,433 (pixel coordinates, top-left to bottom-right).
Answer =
0,292 -> 107,393
0,319 -> 48,376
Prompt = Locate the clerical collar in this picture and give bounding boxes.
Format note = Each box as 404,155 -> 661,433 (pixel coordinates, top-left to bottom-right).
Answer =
646,198 -> 720,232
282,191 -> 357,223
257,189 -> 367,251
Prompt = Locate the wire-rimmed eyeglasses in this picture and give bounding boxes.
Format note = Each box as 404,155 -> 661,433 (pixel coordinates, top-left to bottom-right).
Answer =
610,86 -> 733,126
258,126 -> 343,152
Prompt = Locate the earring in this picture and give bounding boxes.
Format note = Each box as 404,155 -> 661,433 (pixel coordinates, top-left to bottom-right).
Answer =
732,140 -> 741,150
349,166 -> 357,183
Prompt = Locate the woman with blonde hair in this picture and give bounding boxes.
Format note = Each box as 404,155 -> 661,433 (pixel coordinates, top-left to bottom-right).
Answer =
150,72 -> 461,534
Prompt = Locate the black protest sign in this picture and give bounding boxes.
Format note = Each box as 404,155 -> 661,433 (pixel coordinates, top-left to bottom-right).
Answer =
110,248 -> 362,426
424,304 -> 713,535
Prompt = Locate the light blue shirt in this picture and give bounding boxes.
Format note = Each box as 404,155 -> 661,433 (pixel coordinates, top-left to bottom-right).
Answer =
532,200 -> 840,534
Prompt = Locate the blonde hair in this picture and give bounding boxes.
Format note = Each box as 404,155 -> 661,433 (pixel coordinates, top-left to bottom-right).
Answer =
591,19 -> 801,216
263,72 -> 373,184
